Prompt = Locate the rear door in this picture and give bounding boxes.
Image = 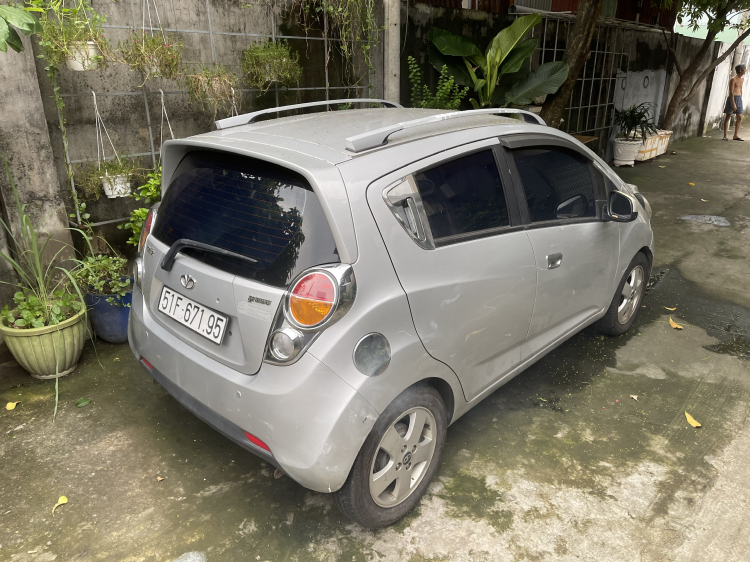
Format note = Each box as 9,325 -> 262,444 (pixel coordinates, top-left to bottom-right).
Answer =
367,140 -> 537,401
504,142 -> 619,359
143,151 -> 340,374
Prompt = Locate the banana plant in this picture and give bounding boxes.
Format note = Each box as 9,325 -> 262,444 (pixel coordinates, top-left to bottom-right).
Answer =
0,5 -> 42,53
428,14 -> 569,109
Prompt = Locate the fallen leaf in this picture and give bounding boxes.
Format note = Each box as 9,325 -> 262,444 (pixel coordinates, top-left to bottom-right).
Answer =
6,401 -> 21,411
75,398 -> 91,408
659,165 -> 666,168
630,395 -> 639,401
701,199 -> 709,202
27,549 -> 39,554
669,317 -> 683,330
157,477 -> 165,482
113,357 -> 120,362
689,182 -> 695,186
664,306 -> 677,311
52,495 -> 68,516
685,411 -> 701,428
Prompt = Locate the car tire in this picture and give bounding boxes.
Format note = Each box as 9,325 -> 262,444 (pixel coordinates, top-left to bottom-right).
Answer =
596,252 -> 650,336
332,384 -> 447,529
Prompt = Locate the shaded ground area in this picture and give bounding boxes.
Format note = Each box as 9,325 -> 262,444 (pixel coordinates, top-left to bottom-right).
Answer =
1,131 -> 749,561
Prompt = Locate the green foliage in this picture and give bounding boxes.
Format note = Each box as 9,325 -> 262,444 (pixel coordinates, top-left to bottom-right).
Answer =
614,103 -> 658,141
75,397 -> 91,407
119,207 -> 150,247
119,30 -> 183,82
133,167 -> 161,205
408,56 -> 468,110
242,40 -> 302,92
427,14 -> 569,109
0,5 -> 41,53
185,63 -> 240,119
2,289 -> 83,328
28,0 -> 110,69
675,0 -> 750,35
0,155 -> 87,330
266,0 -> 380,89
72,254 -> 131,306
117,168 -> 160,245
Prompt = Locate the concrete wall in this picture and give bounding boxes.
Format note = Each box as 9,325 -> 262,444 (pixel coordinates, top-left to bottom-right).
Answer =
0,34 -> 73,310
703,43 -> 750,134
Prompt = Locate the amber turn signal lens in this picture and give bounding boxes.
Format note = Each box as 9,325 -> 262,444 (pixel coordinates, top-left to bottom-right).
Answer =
289,272 -> 336,327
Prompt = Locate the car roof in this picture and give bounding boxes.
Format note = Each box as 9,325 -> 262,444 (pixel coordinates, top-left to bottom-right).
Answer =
192,108 -> 526,164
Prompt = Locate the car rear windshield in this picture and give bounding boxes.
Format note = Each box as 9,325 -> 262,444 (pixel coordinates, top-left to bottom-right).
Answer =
152,151 -> 340,287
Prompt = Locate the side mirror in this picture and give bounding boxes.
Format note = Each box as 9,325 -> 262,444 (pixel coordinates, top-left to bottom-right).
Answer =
556,194 -> 587,219
605,191 -> 639,223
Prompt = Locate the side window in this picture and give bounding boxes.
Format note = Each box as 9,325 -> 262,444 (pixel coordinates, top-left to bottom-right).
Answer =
512,146 -> 597,223
413,150 -> 510,240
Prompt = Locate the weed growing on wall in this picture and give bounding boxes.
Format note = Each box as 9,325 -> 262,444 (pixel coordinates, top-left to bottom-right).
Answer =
242,40 -> 302,92
408,56 -> 467,110
185,63 -> 240,119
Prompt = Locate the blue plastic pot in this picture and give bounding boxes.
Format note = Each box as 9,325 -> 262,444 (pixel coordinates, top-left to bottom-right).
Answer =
84,285 -> 133,344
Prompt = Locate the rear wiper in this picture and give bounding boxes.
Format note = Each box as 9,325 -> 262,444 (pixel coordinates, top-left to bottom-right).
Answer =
160,239 -> 259,272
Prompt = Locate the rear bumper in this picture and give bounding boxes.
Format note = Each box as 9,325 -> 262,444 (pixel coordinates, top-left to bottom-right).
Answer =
128,287 -> 378,493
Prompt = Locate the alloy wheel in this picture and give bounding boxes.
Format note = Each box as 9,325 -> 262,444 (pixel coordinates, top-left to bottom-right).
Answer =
617,265 -> 645,325
369,407 -> 437,508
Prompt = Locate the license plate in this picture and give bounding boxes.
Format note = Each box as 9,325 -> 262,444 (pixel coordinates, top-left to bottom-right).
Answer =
157,286 -> 228,345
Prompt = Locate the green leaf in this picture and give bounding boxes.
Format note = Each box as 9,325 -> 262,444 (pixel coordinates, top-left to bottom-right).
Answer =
473,78 -> 486,92
499,38 -> 537,76
75,397 -> 91,408
487,14 -> 542,70
5,26 -> 24,54
427,42 -> 473,87
0,18 -> 9,53
14,318 -> 26,327
429,27 -> 484,69
0,6 -> 41,35
504,61 -> 569,106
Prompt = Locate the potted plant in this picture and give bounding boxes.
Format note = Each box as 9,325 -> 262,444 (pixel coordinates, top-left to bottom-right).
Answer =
77,157 -> 136,198
185,63 -> 240,119
73,253 -> 132,344
119,29 -> 183,83
30,0 -> 110,71
613,103 -> 658,167
0,157 -> 87,380
241,40 -> 302,92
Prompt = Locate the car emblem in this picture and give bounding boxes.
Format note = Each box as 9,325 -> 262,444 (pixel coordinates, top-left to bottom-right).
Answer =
180,274 -> 196,289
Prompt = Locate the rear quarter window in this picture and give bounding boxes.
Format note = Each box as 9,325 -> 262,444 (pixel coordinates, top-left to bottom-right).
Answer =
153,151 -> 339,287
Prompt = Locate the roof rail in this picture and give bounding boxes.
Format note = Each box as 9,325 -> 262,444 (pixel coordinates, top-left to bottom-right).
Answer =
215,98 -> 403,130
345,108 -> 546,153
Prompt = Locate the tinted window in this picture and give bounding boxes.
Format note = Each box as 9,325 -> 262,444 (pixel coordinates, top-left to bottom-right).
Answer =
153,152 -> 339,287
413,150 -> 509,239
513,147 -> 597,223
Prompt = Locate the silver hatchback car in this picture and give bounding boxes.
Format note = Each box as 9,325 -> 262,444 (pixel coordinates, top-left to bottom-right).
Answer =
129,101 -> 654,528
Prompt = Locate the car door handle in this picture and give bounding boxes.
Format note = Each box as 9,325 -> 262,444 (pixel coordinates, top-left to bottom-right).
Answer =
547,253 -> 563,269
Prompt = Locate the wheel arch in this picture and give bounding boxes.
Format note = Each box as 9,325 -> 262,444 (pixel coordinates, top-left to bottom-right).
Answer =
419,377 -> 457,425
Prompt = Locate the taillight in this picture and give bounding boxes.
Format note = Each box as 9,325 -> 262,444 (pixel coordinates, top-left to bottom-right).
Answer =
266,265 -> 355,365
288,272 -> 336,328
138,209 -> 155,255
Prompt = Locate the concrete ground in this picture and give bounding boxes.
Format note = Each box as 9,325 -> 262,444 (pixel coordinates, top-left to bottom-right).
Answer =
1,131 -> 749,562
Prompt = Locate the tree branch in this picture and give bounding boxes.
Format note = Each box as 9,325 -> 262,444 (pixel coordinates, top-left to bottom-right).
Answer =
662,28 -> 683,76
681,26 -> 750,104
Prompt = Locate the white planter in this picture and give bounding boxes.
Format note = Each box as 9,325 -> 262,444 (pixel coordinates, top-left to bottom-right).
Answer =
66,41 -> 101,71
656,130 -> 672,155
101,174 -> 131,198
613,138 -> 642,167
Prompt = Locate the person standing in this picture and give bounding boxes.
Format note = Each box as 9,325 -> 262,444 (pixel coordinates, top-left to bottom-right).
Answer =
723,64 -> 746,141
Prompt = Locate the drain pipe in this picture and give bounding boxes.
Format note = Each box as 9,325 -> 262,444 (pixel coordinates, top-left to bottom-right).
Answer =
384,0 -> 400,104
